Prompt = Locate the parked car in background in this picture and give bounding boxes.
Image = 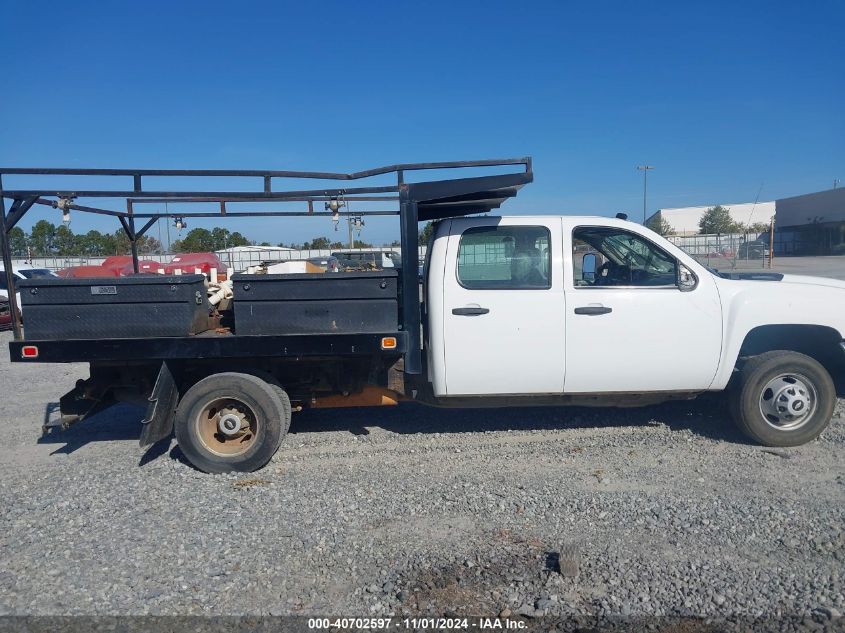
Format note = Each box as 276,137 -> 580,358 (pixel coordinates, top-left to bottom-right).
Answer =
738,240 -> 771,260
331,250 -> 400,271
0,265 -> 59,313
305,256 -> 340,273
164,252 -> 227,276
57,265 -> 119,278
706,246 -> 734,258
0,294 -> 11,331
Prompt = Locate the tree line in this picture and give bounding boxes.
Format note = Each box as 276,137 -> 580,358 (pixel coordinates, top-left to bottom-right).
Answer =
646,206 -> 772,237
6,221 -> 162,257
6,221 -> 389,258
279,237 -> 377,250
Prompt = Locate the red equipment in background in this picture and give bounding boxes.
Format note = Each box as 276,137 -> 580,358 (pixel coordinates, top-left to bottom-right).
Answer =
56,266 -> 119,279
164,252 -> 227,277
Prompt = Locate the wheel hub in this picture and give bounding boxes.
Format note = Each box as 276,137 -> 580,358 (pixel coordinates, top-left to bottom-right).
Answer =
195,398 -> 258,457
759,373 -> 816,430
218,412 -> 243,437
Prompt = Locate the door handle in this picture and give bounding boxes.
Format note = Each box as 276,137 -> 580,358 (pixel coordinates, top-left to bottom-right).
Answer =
574,306 -> 612,315
452,306 -> 490,316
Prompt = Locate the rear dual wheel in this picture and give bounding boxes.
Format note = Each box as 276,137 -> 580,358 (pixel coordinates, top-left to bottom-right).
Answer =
174,372 -> 291,473
729,350 -> 836,447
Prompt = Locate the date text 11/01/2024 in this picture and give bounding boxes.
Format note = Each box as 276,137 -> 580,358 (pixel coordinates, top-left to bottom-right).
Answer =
308,617 -> 527,630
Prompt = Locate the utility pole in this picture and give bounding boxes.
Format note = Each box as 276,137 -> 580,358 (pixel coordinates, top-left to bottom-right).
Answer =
637,165 -> 655,224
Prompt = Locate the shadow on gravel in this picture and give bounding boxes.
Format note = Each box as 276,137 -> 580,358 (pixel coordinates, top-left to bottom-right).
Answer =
138,436 -> 173,467
36,402 -> 144,454
31,394 -> 754,463
290,395 -> 754,445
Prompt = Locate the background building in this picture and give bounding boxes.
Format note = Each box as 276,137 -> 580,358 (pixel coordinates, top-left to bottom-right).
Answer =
647,202 -> 776,236
773,188 -> 845,255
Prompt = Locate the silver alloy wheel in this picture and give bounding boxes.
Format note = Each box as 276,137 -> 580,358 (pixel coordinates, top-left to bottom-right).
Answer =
758,373 -> 817,430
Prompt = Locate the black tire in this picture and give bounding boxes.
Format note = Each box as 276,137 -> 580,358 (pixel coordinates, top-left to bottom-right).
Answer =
729,350 -> 836,447
174,372 -> 289,473
236,369 -> 292,449
267,383 -> 292,450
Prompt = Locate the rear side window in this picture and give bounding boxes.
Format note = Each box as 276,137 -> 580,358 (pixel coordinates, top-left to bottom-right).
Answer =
457,225 -> 551,289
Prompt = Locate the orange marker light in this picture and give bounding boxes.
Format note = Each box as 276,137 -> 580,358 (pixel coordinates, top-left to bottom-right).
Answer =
21,346 -> 39,359
380,337 -> 397,350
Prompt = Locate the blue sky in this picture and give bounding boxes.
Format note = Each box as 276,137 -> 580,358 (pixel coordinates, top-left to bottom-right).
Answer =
2,0 -> 842,246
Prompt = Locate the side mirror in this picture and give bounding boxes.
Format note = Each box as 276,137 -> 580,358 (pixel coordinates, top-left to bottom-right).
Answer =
678,264 -> 698,292
582,253 -> 597,282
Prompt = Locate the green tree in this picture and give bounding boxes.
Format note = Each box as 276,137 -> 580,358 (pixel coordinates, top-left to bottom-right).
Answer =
352,239 -> 373,248
204,227 -> 250,250
210,227 -> 230,250
646,215 -> 675,236
177,228 -> 215,252
8,227 -> 28,256
699,205 -> 741,235
29,220 -> 57,255
112,229 -> 131,255
418,221 -> 435,245
304,236 -> 332,250
110,230 -> 161,255
745,221 -> 771,234
138,236 -> 162,254
76,230 -> 106,255
53,225 -> 78,256
229,231 -> 249,247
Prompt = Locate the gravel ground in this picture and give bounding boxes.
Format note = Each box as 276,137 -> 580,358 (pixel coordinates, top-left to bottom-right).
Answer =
0,331 -> 843,630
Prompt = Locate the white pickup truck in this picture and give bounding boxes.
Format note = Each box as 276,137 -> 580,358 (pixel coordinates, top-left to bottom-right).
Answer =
6,160 -> 843,473
422,215 -> 844,448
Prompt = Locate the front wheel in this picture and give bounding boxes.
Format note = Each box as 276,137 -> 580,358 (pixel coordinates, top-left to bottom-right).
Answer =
174,372 -> 291,473
729,350 -> 836,447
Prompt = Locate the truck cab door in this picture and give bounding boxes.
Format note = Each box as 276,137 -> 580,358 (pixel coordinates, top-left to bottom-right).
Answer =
563,223 -> 722,393
434,217 -> 566,396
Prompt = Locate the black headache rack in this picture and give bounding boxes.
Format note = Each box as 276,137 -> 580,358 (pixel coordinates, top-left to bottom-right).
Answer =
0,158 -> 532,372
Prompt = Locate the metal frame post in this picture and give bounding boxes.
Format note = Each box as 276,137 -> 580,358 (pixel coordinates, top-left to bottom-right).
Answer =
399,194 -> 421,374
0,177 -> 23,340
769,217 -> 775,269
126,201 -> 139,273
129,217 -> 139,273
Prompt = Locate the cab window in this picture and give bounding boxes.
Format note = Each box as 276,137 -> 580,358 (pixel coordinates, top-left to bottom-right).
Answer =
573,226 -> 677,287
457,226 -> 551,289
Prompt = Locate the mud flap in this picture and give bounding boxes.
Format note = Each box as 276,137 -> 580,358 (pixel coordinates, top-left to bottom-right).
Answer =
140,361 -> 178,448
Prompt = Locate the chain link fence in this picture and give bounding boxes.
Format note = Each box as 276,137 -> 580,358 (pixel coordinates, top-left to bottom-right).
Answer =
666,231 -> 773,270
